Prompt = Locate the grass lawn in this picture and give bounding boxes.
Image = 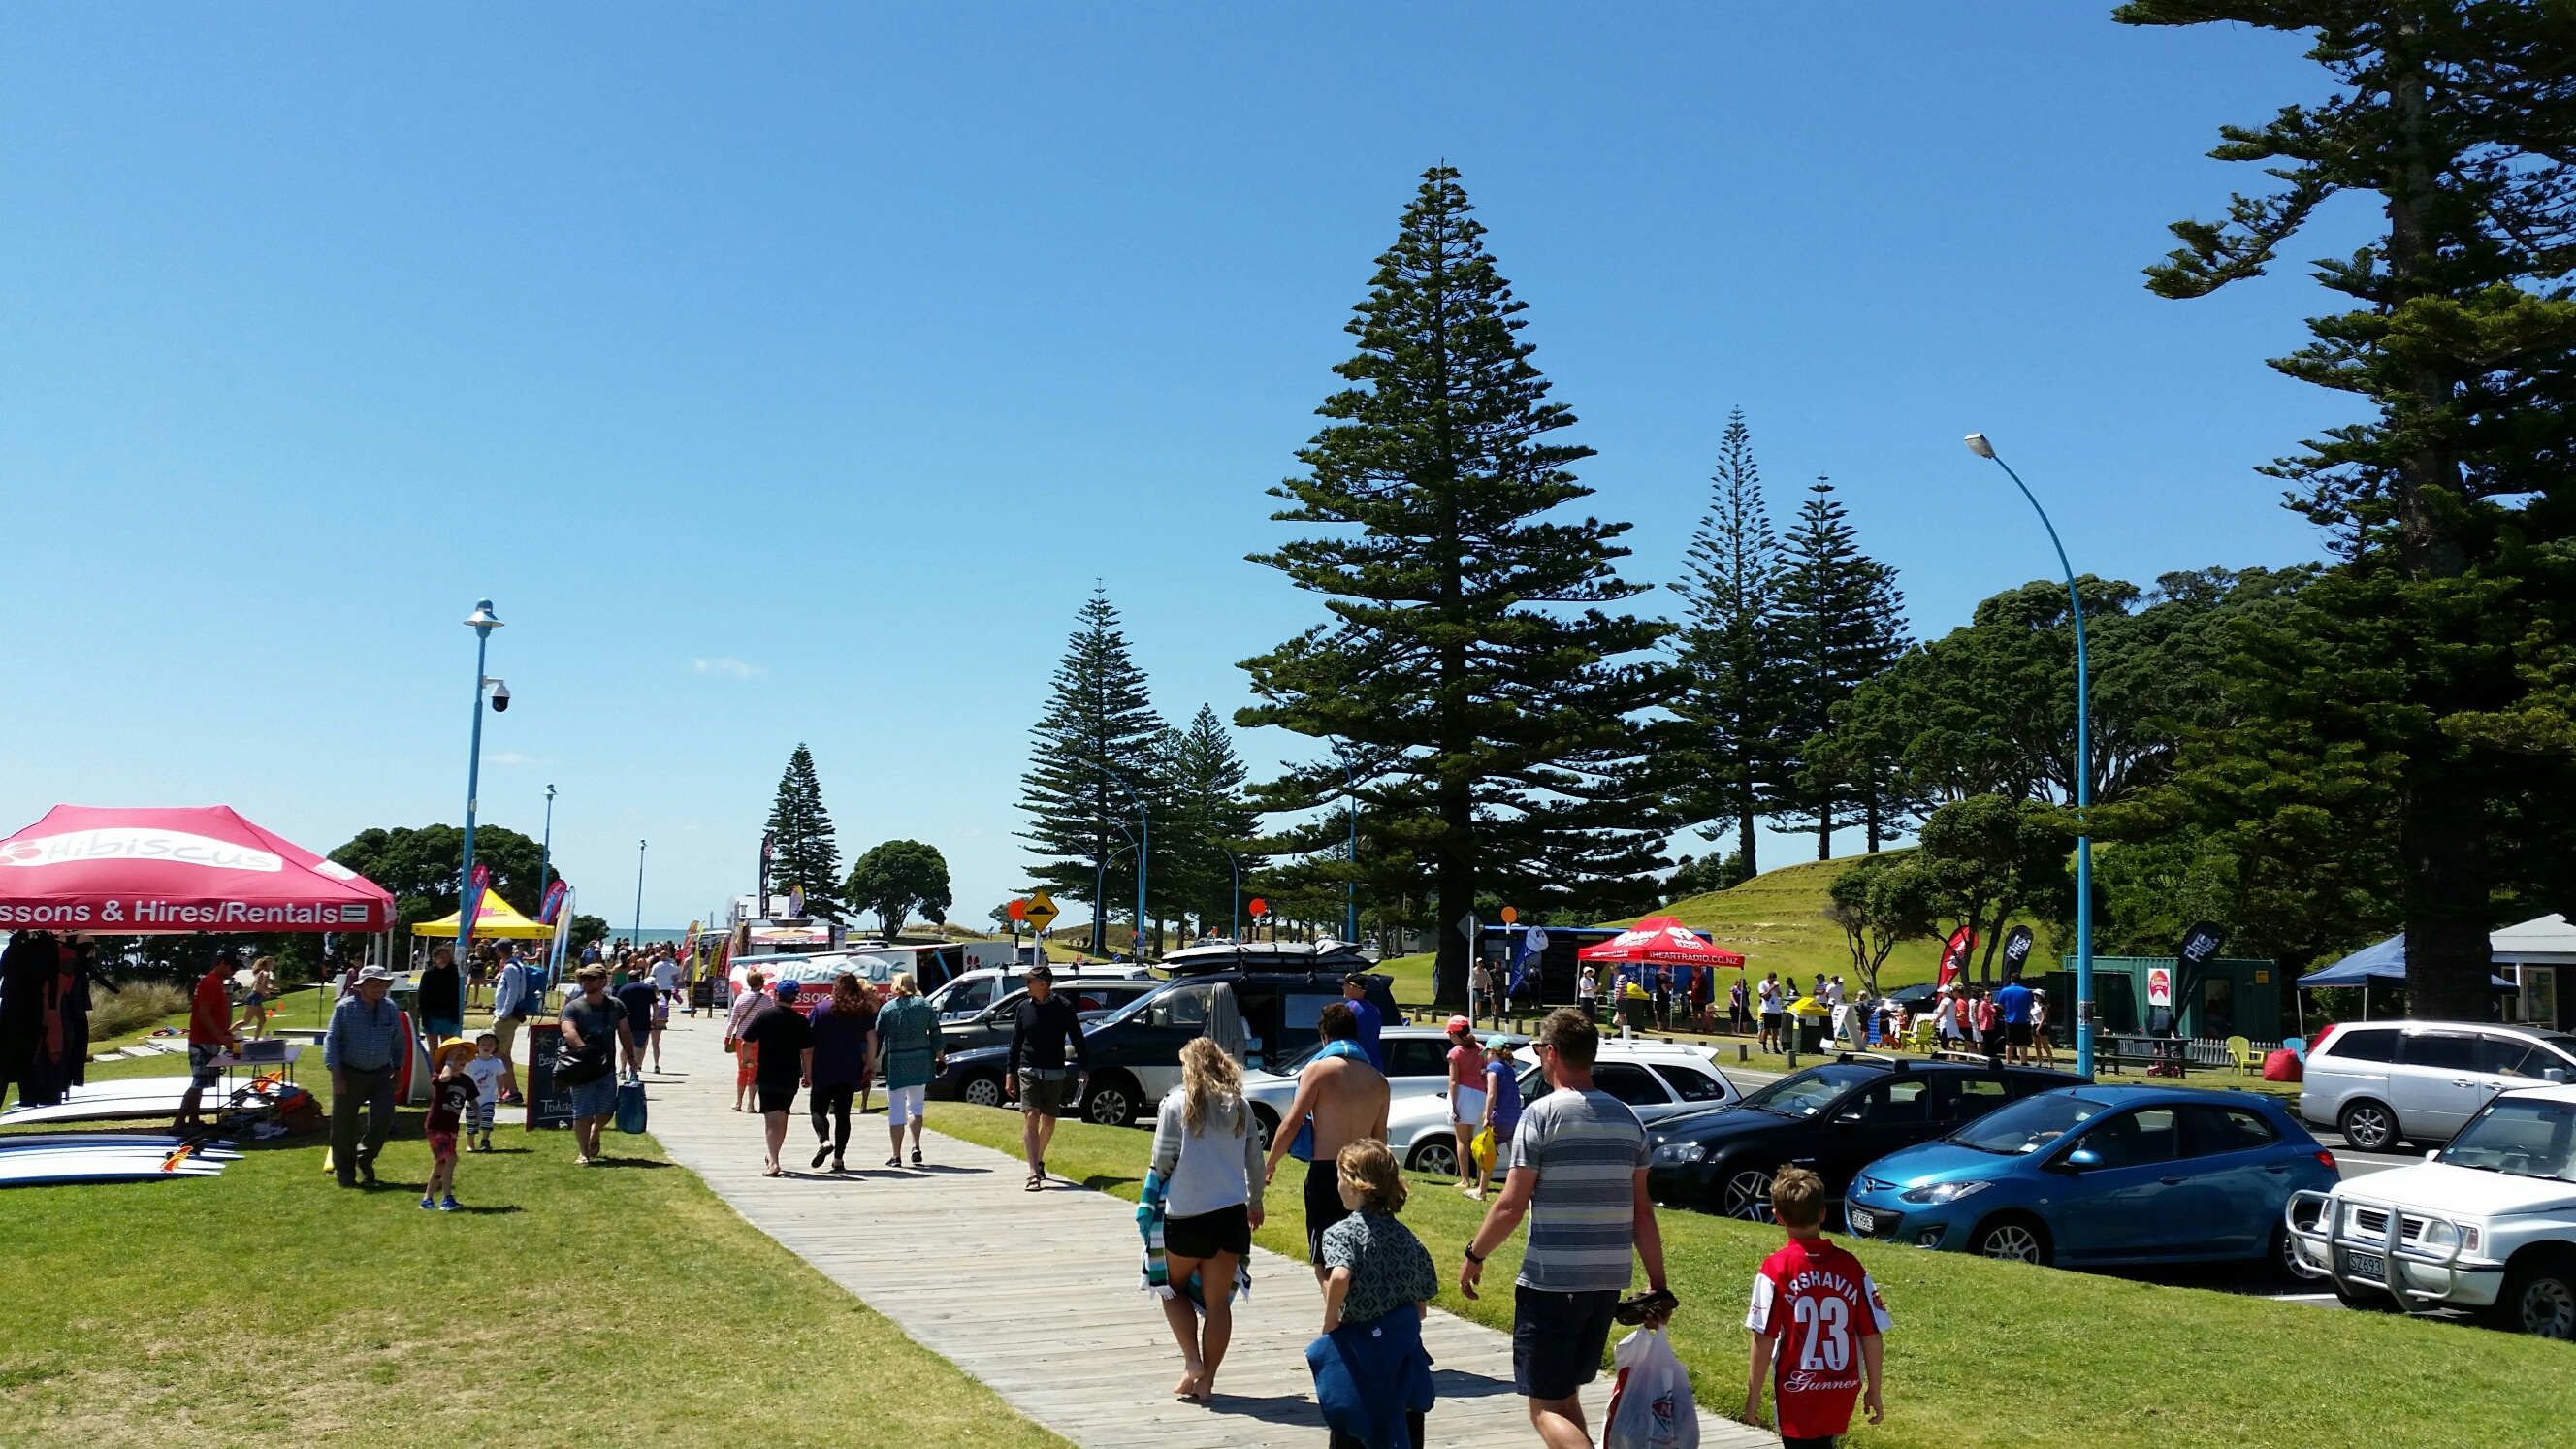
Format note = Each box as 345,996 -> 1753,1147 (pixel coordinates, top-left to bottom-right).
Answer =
0,1037 -> 1064,1449
926,1102 -> 2567,1449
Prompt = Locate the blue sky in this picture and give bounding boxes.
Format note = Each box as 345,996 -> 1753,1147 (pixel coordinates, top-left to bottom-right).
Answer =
0,5 -> 2362,930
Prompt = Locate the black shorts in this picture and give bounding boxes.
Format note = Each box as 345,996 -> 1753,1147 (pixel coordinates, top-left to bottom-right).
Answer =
1163,1203 -> 1250,1260
2008,1022 -> 2034,1046
1304,1158 -> 1355,1264
1513,1285 -> 1620,1401
756,1079 -> 801,1115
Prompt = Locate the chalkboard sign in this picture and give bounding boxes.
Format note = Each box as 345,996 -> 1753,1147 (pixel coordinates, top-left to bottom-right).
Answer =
691,979 -> 715,1012
524,1023 -> 575,1131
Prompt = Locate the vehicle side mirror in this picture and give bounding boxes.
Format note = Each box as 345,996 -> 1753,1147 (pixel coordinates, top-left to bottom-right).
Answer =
2058,1147 -> 2101,1172
2426,1149 -> 2441,1162
2547,1068 -> 2569,1084
1834,1109 -> 1865,1125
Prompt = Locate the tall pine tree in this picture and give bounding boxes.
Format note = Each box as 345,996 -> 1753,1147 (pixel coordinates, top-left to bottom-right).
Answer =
1152,704 -> 1263,938
1021,588 -> 1166,952
1240,165 -> 1672,1006
2117,2 -> 2576,1018
1775,480 -> 1909,858
764,744 -> 843,918
1668,408 -> 1788,876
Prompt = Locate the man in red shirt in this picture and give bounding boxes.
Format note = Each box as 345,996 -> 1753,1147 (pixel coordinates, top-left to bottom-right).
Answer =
1744,1166 -> 1887,1447
178,951 -> 242,1132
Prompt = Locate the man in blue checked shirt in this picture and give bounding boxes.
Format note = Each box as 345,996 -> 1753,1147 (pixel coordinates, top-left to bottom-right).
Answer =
326,964 -> 405,1188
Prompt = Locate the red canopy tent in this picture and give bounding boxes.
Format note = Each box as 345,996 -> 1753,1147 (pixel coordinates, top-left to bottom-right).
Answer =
1577,917 -> 1746,969
0,805 -> 393,933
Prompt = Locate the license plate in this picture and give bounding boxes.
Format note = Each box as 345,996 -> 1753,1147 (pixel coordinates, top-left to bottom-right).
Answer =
2346,1250 -> 2385,1282
1848,1208 -> 1876,1234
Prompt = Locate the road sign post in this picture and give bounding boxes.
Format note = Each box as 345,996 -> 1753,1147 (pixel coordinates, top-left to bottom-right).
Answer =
1022,891 -> 1060,959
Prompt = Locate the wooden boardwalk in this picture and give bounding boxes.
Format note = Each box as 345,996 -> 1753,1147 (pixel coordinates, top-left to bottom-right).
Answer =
649,1011 -> 1774,1449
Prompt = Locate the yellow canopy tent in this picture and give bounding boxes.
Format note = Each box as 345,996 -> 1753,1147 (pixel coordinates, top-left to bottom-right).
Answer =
411,887 -> 555,939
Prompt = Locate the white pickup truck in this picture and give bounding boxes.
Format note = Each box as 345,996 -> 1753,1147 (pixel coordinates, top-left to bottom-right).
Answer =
2286,1083 -> 2576,1337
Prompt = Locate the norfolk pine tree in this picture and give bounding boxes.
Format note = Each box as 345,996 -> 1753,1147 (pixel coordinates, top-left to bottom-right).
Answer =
1021,589 -> 1166,953
2119,2 -> 2576,1015
1240,166 -> 1671,1007
1775,480 -> 1910,858
763,745 -> 843,918
1667,408 -> 1790,877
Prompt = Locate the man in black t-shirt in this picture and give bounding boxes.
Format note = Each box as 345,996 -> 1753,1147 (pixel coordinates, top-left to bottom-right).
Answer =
739,981 -> 815,1177
1006,965 -> 1089,1189
614,973 -> 660,1078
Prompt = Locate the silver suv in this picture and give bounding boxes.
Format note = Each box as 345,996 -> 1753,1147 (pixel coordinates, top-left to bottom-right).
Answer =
2301,1021 -> 2576,1150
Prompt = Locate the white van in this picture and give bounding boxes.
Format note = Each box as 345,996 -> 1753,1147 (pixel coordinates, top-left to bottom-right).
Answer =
2300,1020 -> 2576,1150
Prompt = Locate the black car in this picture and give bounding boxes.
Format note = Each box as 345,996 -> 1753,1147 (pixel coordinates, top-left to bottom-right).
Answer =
926,968 -> 1402,1127
1645,1056 -> 2082,1220
936,978 -> 1162,1078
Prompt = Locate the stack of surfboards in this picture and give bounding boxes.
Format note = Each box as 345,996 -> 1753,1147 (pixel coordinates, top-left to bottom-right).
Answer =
0,1133 -> 237,1187
0,1073 -> 266,1128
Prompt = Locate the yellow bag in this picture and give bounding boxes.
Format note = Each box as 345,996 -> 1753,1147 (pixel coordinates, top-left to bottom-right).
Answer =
1471,1126 -> 1497,1174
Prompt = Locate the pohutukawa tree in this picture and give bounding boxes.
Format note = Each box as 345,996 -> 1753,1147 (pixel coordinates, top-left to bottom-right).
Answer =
2120,1 -> 2576,1015
1240,165 -> 1671,1006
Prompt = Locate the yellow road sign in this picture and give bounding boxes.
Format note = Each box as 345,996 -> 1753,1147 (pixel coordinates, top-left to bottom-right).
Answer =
1023,890 -> 1060,932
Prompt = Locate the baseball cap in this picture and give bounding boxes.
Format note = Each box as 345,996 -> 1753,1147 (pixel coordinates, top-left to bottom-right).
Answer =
1446,1014 -> 1471,1034
775,980 -> 800,1000
1027,963 -> 1054,982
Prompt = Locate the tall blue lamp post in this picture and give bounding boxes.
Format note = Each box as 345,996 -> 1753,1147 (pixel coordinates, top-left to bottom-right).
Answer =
458,600 -> 507,970
536,784 -> 557,909
633,839 -> 648,946
1964,435 -> 2094,1079
1100,764 -> 1150,960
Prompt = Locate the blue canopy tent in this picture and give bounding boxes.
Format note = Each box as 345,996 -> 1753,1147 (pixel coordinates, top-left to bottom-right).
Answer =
2297,933 -> 2516,1028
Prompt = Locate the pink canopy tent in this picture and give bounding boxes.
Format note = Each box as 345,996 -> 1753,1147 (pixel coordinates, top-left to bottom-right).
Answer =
1578,916 -> 1746,969
0,805 -> 394,934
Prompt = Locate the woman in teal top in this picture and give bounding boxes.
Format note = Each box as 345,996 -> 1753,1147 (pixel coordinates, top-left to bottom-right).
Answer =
873,973 -> 946,1168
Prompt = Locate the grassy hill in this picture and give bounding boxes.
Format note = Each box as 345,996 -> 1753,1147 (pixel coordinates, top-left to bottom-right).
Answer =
1631,851 -> 1952,989
1375,851 -> 1995,1009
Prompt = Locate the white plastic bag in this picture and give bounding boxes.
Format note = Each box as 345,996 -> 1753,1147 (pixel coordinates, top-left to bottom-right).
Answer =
1601,1326 -> 1697,1449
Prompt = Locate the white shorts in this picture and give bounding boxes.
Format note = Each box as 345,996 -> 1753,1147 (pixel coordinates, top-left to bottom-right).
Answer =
886,1083 -> 927,1127
1452,1085 -> 1487,1125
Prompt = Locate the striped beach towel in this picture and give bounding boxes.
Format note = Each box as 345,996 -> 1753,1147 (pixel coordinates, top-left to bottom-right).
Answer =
1136,1170 -> 1250,1307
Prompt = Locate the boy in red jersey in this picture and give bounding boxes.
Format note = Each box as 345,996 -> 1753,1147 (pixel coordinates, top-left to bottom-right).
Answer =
1744,1166 -> 1887,1446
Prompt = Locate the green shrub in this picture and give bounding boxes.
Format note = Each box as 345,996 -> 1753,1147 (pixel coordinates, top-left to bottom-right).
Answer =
89,982 -> 190,1041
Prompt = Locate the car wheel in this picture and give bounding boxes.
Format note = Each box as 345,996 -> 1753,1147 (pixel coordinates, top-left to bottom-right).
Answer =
1250,1106 -> 1278,1155
959,1072 -> 1005,1110
1082,1075 -> 1137,1127
2270,1221 -> 2325,1282
2337,1099 -> 2399,1152
1716,1162 -> 1776,1222
1969,1215 -> 2052,1266
1408,1139 -> 1459,1177
2491,1251 -> 2576,1339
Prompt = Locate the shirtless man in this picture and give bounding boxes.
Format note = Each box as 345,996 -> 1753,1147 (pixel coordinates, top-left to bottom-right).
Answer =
1262,1002 -> 1390,1283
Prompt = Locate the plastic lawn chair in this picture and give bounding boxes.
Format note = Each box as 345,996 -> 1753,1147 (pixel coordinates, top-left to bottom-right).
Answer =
1910,1019 -> 1937,1056
2226,1035 -> 2256,1077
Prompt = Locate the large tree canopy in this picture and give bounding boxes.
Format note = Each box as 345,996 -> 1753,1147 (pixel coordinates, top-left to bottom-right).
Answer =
2118,0 -> 2576,1013
844,840 -> 952,940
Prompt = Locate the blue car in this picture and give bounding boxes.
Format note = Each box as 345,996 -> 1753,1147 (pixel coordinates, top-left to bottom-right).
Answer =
1841,1085 -> 2337,1272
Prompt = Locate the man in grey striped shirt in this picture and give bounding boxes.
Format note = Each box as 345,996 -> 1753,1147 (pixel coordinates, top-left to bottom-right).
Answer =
1459,1008 -> 1670,1449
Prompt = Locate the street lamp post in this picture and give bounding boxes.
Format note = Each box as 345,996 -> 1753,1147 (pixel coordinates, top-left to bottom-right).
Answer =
1344,758 -> 1359,947
1100,764 -> 1150,960
633,839 -> 648,947
1216,845 -> 1242,942
536,783 -> 558,909
458,600 -> 506,970
1965,434 -> 2095,1079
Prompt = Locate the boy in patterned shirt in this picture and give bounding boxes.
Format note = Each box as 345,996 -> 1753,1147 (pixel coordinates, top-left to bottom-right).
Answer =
1745,1166 -> 1888,1447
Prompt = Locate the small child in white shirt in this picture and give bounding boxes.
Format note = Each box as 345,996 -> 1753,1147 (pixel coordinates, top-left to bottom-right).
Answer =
463,1032 -> 508,1152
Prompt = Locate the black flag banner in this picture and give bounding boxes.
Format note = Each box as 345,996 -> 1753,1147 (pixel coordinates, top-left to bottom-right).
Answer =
2001,925 -> 2035,980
